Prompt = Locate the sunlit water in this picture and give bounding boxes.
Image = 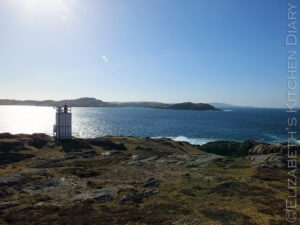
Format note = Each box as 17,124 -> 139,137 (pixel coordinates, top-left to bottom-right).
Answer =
0,106 -> 298,144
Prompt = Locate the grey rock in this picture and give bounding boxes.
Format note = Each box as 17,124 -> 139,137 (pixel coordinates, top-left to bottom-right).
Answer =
70,188 -> 117,203
247,153 -> 287,168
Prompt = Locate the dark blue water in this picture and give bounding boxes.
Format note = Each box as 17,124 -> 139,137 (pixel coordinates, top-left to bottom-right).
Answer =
71,107 -> 298,144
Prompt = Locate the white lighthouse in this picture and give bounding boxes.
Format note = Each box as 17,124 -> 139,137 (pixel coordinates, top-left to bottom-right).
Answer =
53,102 -> 72,140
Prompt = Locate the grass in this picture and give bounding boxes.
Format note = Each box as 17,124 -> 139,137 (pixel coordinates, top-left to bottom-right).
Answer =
0,134 -> 297,225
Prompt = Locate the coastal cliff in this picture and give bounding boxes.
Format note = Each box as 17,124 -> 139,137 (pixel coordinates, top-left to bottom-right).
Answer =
0,133 -> 298,225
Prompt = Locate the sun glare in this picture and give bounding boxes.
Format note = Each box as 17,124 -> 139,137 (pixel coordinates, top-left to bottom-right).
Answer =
16,0 -> 73,22
18,0 -> 71,15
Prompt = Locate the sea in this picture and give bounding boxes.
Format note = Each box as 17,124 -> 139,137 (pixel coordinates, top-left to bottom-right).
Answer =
0,106 -> 298,145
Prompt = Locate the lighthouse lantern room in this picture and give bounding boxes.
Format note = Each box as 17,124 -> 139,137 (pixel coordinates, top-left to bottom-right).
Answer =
53,102 -> 72,140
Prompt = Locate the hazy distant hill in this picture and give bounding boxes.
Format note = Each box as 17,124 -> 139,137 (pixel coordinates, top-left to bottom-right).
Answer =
0,98 -> 115,107
0,98 -> 218,111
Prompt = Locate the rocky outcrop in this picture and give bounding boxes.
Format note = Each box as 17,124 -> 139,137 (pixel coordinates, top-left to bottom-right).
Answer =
248,143 -> 299,155
247,153 -> 287,169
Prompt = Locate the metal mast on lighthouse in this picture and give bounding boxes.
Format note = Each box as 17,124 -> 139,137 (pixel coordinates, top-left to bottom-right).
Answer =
53,102 -> 72,140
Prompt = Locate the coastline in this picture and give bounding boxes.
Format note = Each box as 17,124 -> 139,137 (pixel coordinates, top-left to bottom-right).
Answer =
0,133 -> 298,224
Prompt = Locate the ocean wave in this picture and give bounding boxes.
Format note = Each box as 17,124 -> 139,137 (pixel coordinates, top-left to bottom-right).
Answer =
294,140 -> 300,145
153,136 -> 215,145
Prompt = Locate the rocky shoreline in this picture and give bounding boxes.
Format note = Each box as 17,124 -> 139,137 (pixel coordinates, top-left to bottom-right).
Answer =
0,133 -> 298,225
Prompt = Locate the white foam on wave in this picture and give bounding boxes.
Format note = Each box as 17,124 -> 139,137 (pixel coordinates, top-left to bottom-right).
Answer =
153,136 -> 215,145
294,140 -> 300,145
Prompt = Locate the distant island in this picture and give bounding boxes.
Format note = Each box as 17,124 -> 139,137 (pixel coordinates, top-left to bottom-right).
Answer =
0,97 -> 219,111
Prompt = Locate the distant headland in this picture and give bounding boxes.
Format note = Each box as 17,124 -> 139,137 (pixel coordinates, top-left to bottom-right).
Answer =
0,97 -> 219,111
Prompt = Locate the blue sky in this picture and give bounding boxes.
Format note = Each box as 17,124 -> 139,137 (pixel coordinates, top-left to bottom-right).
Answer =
0,0 -> 298,107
